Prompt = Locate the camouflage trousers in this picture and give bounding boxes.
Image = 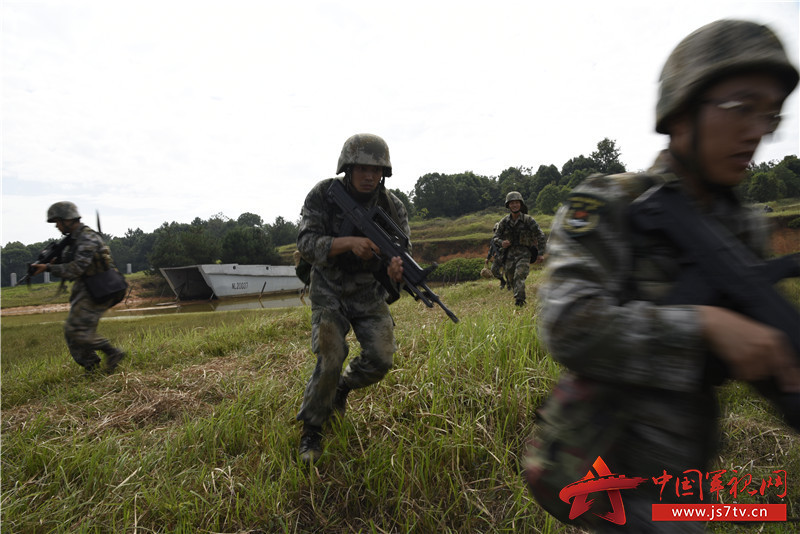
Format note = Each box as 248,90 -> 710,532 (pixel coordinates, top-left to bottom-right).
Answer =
296,272 -> 396,427
491,257 -> 505,283
504,249 -> 531,301
524,374 -> 717,533
65,284 -> 118,370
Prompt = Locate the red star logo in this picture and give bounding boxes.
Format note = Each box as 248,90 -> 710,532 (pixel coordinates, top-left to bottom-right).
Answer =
559,456 -> 647,525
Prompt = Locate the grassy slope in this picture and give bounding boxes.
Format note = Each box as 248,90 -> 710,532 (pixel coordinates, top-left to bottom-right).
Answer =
0,272 -> 171,309
3,201 -> 800,533
278,198 -> 799,263
2,272 -> 799,533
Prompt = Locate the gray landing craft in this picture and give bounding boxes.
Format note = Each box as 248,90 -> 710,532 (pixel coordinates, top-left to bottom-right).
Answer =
160,264 -> 304,301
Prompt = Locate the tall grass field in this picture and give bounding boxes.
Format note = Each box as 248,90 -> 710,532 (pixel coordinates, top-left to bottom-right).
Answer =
2,273 -> 798,533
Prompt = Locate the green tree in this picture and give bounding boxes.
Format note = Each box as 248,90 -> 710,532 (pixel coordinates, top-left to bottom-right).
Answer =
535,164 -> 561,184
529,164 -> 561,200
147,222 -> 218,271
221,226 -> 280,264
205,215 -> 237,242
268,216 -> 299,247
561,155 -> 597,177
237,212 -> 264,228
590,138 -> 626,174
772,165 -> 799,198
413,171 -> 496,218
497,167 -> 533,200
748,172 -> 784,202
781,155 -> 800,175
536,184 -> 563,215
1,242 -> 33,286
108,228 -> 154,273
774,156 -> 800,197
414,173 -> 454,218
390,188 -> 414,217
451,171 -> 492,215
182,227 -> 219,265
564,168 -> 594,190
148,223 -> 191,271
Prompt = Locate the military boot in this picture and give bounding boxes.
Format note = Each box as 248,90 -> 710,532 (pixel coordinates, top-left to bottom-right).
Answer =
106,348 -> 127,373
333,378 -> 352,416
499,279 -> 506,289
84,361 -> 101,376
298,423 -> 322,464
81,350 -> 102,374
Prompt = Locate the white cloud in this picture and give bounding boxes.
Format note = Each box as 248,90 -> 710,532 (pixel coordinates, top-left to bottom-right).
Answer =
2,0 -> 798,246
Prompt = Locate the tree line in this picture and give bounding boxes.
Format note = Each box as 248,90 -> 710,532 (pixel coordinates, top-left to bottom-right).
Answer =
3,138 -> 799,286
1,213 -> 299,287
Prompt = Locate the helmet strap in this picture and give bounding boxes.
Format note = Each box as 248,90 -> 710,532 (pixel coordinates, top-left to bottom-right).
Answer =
669,104 -> 735,203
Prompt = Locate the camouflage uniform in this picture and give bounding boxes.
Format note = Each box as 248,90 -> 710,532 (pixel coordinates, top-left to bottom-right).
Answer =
524,19 -> 799,532
492,211 -> 546,304
525,153 -> 776,532
48,223 -> 125,371
295,177 -> 410,428
487,224 -> 507,287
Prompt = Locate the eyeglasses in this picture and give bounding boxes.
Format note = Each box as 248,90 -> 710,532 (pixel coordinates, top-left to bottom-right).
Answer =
703,99 -> 782,134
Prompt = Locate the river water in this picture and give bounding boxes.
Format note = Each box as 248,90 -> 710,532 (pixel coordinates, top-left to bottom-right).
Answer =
1,293 -> 306,326
119,293 -> 304,315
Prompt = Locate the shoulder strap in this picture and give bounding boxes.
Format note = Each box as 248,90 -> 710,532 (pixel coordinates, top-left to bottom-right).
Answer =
379,187 -> 402,227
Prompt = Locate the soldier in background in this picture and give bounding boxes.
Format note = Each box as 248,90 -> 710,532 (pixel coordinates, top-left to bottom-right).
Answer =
483,223 -> 508,289
524,20 -> 800,533
492,192 -> 546,306
30,201 -> 126,374
295,133 -> 410,464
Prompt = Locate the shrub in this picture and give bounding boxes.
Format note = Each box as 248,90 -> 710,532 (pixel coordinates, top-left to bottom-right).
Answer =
426,258 -> 483,283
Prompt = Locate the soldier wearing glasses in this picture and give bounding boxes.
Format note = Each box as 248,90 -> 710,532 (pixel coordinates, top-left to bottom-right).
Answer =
525,20 -> 800,533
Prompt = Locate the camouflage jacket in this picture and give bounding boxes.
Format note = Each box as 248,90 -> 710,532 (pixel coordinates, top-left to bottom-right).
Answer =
525,151 -> 772,525
538,151 -> 770,391
297,178 -> 411,287
492,213 -> 546,258
49,224 -> 117,282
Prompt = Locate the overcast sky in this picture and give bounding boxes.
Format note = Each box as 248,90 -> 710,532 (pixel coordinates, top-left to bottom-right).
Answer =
3,0 -> 799,246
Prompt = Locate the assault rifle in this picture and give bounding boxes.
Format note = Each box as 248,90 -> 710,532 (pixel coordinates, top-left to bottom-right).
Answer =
629,184 -> 800,430
19,236 -> 70,286
327,180 -> 459,323
487,238 -> 504,261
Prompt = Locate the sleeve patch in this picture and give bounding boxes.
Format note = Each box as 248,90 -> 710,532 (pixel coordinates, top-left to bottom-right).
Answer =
563,193 -> 606,236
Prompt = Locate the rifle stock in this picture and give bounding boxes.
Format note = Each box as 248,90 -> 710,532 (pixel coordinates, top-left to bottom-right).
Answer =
629,184 -> 800,430
327,180 -> 459,323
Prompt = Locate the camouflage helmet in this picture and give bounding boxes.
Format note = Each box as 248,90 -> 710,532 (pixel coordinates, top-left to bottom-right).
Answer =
656,19 -> 799,134
336,133 -> 392,177
505,191 -> 528,212
47,201 -> 81,222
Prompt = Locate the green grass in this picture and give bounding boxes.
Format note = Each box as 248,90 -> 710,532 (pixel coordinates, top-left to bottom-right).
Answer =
2,273 -> 798,533
1,279 -> 73,308
755,197 -> 800,217
0,272 -> 167,309
408,209 -> 555,243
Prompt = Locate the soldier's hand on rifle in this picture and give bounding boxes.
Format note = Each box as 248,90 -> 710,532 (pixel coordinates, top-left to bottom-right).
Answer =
699,306 -> 800,392
387,256 -> 403,283
349,237 -> 380,260
329,236 -> 380,260
30,263 -> 50,276
501,240 -> 511,249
